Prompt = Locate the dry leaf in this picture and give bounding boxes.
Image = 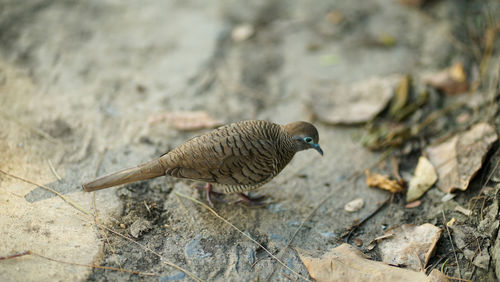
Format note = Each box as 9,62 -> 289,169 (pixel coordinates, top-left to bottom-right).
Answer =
406,156 -> 437,202
344,198 -> 364,212
147,111 -> 222,131
365,170 -> 404,193
426,122 -> 498,193
423,62 -> 468,95
389,75 -> 410,117
311,75 -> 401,124
378,224 -> 442,271
297,243 -> 442,282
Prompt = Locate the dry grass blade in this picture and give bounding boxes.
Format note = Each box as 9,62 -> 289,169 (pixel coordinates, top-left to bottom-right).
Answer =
0,250 -> 155,276
0,250 -> 32,260
174,191 -> 310,281
91,192 -> 123,271
47,159 -> 62,181
33,251 -> 156,276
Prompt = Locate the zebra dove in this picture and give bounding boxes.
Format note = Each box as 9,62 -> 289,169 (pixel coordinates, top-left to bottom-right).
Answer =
82,120 -> 323,205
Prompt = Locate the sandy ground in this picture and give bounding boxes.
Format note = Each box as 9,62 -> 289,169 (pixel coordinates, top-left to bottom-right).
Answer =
0,0 -> 499,281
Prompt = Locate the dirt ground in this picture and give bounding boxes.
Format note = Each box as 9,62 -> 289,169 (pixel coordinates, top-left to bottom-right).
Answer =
1,0 -> 499,281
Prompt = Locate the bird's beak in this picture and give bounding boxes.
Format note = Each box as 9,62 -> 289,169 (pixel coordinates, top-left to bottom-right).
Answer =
313,144 -> 323,156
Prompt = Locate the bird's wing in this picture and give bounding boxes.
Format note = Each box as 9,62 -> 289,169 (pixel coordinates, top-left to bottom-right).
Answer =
164,133 -> 278,186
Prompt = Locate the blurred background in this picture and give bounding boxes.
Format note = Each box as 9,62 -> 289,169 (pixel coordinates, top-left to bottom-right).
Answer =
1,0 -> 499,281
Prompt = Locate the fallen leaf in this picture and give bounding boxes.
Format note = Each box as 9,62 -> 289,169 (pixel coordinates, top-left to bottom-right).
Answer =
406,156 -> 437,202
423,62 -> 468,95
365,170 -> 404,193
311,75 -> 401,124
378,224 -> 442,271
297,244 -> 441,282
344,198 -> 364,212
389,75 -> 410,117
147,111 -> 222,131
426,123 -> 498,193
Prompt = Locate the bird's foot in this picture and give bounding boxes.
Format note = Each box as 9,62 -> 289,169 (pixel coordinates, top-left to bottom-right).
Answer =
195,183 -> 225,207
231,192 -> 268,207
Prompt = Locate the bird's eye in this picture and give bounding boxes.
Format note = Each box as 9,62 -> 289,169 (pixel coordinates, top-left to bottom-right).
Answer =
304,137 -> 313,144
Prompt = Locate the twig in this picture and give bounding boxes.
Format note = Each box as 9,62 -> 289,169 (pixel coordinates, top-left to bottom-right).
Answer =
144,200 -> 151,215
174,191 -> 310,281
0,169 -> 89,216
1,169 -> 199,280
0,250 -> 32,260
47,159 -> 62,181
442,211 -> 462,279
33,251 -> 155,276
281,272 -> 298,281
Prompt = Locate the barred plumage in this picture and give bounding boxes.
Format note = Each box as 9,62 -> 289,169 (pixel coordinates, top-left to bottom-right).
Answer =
82,120 -> 322,202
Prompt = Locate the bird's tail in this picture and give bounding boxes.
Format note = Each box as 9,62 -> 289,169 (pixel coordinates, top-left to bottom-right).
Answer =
82,159 -> 166,192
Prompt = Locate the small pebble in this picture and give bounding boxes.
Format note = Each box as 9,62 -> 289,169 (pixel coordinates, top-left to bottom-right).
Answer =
120,223 -> 126,229
353,238 -> 363,247
344,198 -> 364,212
231,24 -> 254,42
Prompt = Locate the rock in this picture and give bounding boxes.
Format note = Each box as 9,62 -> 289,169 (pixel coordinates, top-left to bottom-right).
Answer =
344,198 -> 364,212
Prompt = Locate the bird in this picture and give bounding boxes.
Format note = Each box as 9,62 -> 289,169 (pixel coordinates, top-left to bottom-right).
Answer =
82,120 -> 323,205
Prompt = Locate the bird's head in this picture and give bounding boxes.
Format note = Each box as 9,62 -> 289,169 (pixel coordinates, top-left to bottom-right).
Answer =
283,121 -> 323,156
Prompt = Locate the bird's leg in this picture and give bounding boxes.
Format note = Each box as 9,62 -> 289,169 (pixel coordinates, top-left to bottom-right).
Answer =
195,183 -> 225,207
231,192 -> 268,206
